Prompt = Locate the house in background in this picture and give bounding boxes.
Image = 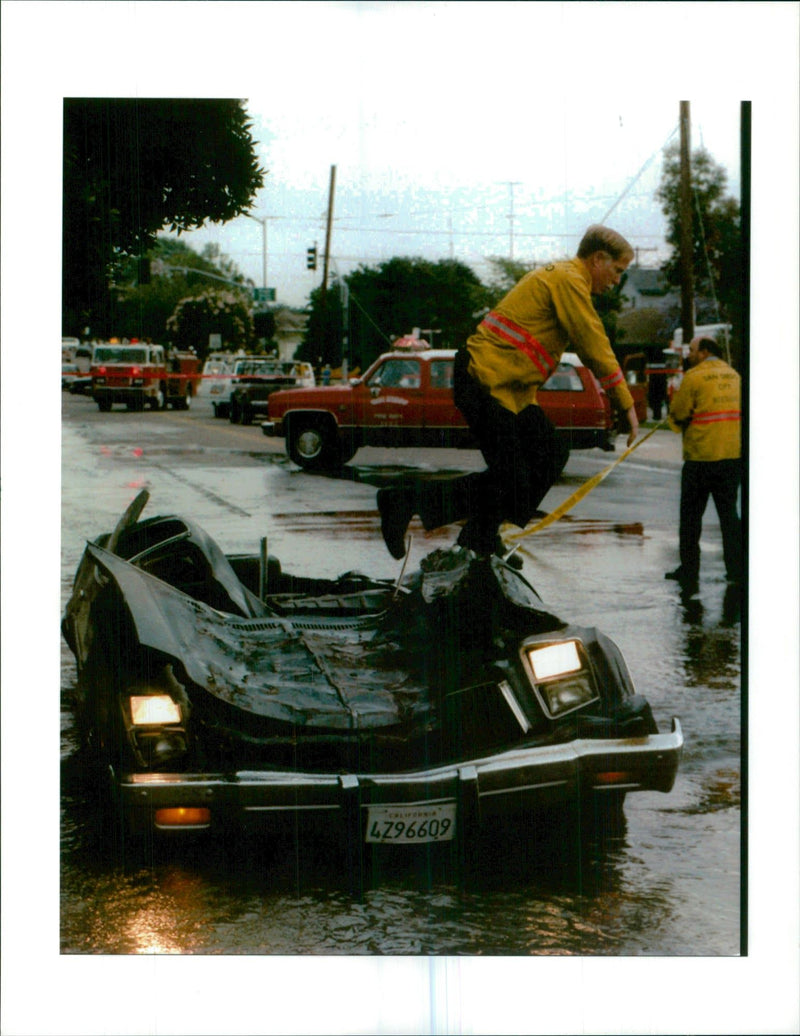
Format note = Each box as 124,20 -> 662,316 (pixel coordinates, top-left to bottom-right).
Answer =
273,307 -> 309,362
622,265 -> 677,312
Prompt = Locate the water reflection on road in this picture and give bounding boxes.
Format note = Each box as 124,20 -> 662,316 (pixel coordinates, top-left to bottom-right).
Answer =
59,406 -> 742,957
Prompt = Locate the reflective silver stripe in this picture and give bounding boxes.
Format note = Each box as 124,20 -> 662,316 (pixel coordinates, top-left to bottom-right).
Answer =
479,312 -> 555,377
599,368 -> 624,389
691,410 -> 741,424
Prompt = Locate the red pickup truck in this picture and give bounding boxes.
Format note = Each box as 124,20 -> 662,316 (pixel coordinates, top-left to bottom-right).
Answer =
261,345 -> 645,471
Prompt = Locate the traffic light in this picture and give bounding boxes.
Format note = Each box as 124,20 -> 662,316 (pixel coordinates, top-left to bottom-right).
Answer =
306,246 -> 317,271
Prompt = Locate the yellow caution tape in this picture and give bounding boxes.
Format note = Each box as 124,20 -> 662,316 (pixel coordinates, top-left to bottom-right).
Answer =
504,420 -> 669,545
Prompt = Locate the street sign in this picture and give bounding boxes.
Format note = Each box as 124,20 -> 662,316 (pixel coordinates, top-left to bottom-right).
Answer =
253,288 -> 276,303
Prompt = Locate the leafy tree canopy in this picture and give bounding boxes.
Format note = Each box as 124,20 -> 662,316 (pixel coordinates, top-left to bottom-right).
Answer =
483,257 -> 532,301
166,289 -> 254,353
298,257 -> 492,371
655,141 -> 744,346
63,98 -> 265,338
111,238 -> 257,354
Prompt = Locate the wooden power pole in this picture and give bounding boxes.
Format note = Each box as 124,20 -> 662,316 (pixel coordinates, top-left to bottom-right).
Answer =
317,164 -> 336,365
322,164 -> 336,296
679,101 -> 695,345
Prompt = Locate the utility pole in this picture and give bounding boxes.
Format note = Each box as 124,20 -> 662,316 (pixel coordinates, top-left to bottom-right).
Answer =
504,181 -> 522,260
246,213 -> 268,290
679,101 -> 695,345
318,164 -> 336,365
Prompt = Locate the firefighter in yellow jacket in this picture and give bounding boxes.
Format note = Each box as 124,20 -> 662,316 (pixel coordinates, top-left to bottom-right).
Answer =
666,335 -> 742,594
377,225 -> 639,560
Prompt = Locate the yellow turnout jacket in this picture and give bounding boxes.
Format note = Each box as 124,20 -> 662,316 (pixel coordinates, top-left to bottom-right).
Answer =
464,258 -> 634,415
669,356 -> 741,461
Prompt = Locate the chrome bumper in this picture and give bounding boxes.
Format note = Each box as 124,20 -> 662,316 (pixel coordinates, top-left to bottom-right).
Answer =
119,719 -> 683,837
260,420 -> 279,437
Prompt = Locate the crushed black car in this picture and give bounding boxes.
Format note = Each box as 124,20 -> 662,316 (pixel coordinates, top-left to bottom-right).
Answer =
62,490 -> 683,849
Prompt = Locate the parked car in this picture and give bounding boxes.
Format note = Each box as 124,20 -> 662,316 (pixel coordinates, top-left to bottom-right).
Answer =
61,490 -> 682,849
229,359 -> 315,425
209,357 -> 315,419
196,351 -> 241,403
261,345 -> 646,471
62,363 -> 81,390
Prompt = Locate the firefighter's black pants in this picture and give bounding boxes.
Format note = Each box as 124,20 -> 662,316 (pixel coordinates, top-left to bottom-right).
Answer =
678,458 -> 742,582
413,349 -> 567,553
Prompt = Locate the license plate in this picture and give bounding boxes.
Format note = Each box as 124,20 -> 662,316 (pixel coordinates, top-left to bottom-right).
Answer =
365,803 -> 456,844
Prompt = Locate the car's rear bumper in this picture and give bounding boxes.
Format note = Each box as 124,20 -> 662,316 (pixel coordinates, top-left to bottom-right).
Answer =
260,420 -> 280,437
119,719 -> 683,839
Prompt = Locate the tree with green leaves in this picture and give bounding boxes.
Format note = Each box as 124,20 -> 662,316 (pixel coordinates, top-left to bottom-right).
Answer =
483,257 -> 532,300
111,238 -> 254,349
655,141 -> 744,356
166,290 -> 254,353
63,98 -> 264,338
299,257 -> 492,371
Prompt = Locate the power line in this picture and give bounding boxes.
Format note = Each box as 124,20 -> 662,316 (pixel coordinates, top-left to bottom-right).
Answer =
601,124 -> 679,223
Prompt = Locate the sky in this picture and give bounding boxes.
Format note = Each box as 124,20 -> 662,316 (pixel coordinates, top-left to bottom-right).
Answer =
174,95 -> 742,309
152,7 -> 746,309
1,3 -> 799,1036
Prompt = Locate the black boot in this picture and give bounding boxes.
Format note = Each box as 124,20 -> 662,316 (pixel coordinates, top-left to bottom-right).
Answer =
665,567 -> 698,595
377,487 -> 415,560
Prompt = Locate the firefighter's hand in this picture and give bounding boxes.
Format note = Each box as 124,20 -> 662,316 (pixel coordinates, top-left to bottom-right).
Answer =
625,406 -> 639,447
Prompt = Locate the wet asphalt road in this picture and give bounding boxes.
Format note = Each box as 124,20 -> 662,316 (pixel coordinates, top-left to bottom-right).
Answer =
58,390 -> 742,961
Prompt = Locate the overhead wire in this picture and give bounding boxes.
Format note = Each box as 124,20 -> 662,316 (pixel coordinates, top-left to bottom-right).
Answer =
601,124 -> 679,223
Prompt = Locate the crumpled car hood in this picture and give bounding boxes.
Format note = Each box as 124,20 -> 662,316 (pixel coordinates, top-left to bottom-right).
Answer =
87,543 -> 430,731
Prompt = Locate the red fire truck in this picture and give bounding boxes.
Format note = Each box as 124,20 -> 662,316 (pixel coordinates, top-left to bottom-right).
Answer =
90,342 -> 200,412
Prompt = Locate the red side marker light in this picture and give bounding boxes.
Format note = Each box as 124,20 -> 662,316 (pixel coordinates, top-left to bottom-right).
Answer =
595,771 -> 632,785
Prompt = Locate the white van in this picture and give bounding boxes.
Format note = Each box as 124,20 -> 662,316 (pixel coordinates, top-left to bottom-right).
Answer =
196,351 -> 243,402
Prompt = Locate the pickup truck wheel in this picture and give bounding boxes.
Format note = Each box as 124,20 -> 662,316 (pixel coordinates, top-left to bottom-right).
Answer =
287,420 -> 340,470
229,401 -> 242,424
241,403 -> 253,426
